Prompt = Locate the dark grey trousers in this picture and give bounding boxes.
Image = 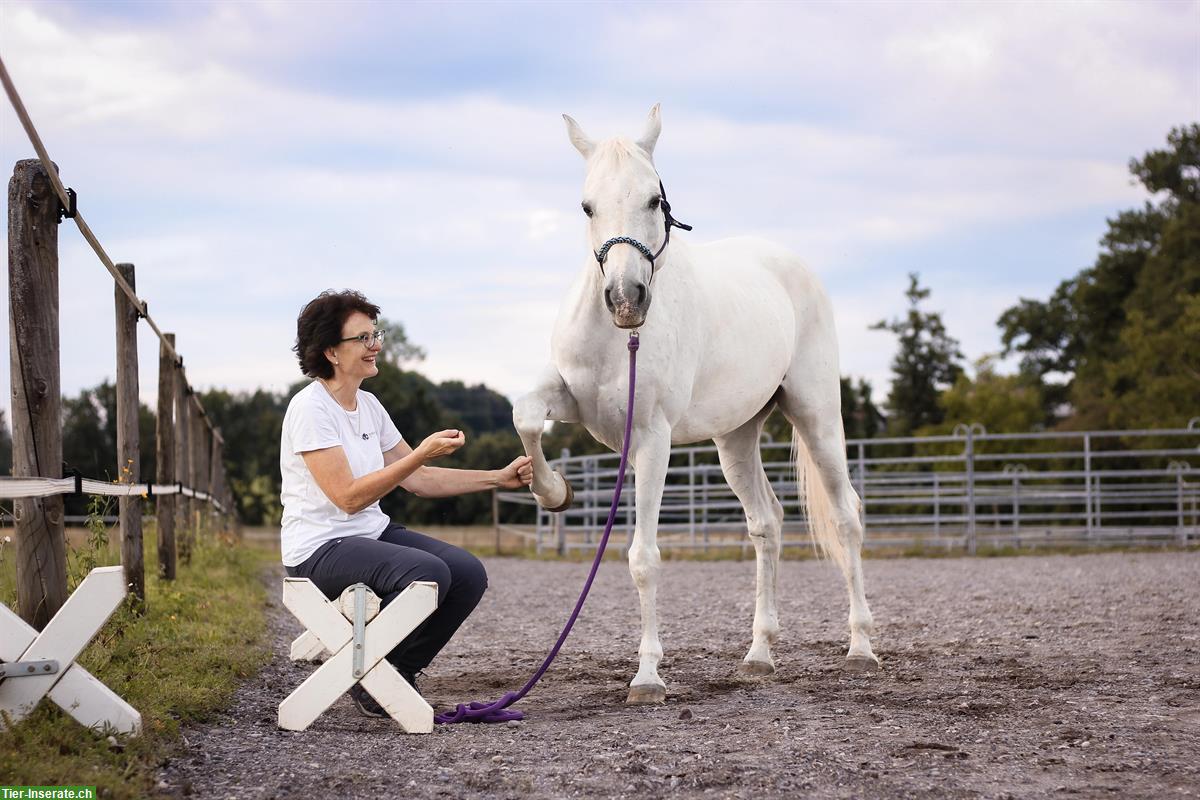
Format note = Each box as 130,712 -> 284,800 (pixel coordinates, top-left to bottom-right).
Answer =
284,522 -> 487,674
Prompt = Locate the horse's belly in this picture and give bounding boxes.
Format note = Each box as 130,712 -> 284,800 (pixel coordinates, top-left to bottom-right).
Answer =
670,290 -> 794,443
671,366 -> 787,443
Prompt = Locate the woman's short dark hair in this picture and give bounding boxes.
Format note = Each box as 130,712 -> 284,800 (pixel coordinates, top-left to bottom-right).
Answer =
293,290 -> 381,379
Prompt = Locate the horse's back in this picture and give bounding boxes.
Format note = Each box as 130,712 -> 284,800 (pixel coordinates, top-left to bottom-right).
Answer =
689,235 -> 842,388
688,236 -> 832,325
648,236 -> 836,442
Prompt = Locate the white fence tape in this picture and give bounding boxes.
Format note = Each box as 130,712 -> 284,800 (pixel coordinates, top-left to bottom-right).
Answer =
0,477 -> 225,512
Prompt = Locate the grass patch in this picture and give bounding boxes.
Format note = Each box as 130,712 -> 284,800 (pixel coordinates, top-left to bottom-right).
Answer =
0,519 -> 274,798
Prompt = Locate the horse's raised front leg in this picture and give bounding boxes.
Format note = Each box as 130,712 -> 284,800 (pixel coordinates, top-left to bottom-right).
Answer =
626,425 -> 671,704
714,406 -> 784,677
512,366 -> 580,512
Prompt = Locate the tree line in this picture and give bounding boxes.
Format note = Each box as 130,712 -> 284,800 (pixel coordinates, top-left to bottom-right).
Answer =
0,126 -> 1194,525
877,124 -> 1197,438
0,327 -> 528,526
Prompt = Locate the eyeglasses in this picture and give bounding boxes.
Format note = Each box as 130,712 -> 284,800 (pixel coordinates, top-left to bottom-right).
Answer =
339,329 -> 386,348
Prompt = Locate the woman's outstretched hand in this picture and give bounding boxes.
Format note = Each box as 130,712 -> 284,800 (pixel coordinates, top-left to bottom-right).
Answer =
417,429 -> 466,461
495,455 -> 534,489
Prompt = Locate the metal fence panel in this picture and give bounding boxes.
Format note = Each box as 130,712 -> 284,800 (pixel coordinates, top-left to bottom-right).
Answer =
499,424 -> 1200,554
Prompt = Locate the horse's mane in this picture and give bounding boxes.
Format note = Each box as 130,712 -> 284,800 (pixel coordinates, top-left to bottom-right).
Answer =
593,137 -> 654,171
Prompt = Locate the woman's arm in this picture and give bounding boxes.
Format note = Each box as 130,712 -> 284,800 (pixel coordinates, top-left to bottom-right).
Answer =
385,440 -> 533,498
301,429 -> 464,514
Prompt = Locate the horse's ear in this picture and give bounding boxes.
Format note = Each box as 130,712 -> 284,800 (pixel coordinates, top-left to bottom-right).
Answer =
637,103 -> 662,157
563,114 -> 595,159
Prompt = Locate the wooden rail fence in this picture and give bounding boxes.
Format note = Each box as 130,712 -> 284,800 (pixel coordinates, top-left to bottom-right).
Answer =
1,54 -> 234,628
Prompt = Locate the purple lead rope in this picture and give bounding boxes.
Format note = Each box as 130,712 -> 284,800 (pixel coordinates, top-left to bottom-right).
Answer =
435,332 -> 640,725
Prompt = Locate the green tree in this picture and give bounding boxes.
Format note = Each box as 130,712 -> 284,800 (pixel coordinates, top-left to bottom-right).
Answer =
909,358 -> 1049,471
994,282 -> 1078,421
871,273 -> 964,435
434,381 -> 514,435
922,356 -> 1046,434
200,388 -> 290,525
1099,295 -> 1200,429
376,317 -> 427,368
841,377 -> 885,440
1000,124 -> 1200,428
61,381 -> 157,483
57,381 -> 156,517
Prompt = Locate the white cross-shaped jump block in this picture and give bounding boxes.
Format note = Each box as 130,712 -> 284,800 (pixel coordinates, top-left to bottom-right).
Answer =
288,585 -> 381,663
288,588 -> 396,663
0,565 -> 142,735
278,578 -> 437,733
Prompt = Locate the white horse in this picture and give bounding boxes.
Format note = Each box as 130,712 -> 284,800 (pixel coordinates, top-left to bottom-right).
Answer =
513,105 -> 879,704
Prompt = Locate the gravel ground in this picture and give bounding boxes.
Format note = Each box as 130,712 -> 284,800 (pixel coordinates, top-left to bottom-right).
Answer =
158,550 -> 1199,799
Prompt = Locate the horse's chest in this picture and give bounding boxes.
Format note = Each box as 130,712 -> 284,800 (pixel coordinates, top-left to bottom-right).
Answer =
558,362 -> 630,449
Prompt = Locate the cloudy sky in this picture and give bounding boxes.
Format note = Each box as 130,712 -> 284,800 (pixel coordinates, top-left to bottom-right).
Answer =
0,0 -> 1196,421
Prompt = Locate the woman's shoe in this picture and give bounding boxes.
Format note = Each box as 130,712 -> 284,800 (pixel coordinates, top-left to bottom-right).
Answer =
348,683 -> 388,718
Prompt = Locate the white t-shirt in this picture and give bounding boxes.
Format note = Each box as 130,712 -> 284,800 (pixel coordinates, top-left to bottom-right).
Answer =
279,381 -> 405,567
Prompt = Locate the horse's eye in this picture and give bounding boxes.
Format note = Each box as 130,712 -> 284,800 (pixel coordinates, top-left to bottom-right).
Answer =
648,196 -> 661,210
582,202 -> 594,218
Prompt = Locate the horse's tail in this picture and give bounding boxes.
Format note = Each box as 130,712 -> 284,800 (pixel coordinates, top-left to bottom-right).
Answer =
793,427 -> 852,573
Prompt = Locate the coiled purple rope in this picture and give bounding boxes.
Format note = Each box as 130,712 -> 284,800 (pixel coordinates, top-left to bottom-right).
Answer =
435,332 -> 640,724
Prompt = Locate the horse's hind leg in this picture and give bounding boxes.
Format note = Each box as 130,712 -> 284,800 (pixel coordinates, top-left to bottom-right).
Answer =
714,404 -> 784,676
779,392 -> 879,671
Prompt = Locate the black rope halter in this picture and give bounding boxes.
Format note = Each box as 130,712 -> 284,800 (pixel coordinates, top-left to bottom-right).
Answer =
594,179 -> 692,276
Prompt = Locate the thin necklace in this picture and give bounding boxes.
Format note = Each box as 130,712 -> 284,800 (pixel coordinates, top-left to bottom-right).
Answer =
320,379 -> 368,440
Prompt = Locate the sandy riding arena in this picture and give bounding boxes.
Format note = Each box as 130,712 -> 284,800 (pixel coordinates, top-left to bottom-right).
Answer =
160,551 -> 1199,799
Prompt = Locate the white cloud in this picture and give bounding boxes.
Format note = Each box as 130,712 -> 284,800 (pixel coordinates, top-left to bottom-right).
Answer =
888,28 -> 996,76
0,0 -> 1193,441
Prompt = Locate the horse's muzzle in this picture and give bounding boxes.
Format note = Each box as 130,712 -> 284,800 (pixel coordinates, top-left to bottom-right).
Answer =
604,279 -> 650,329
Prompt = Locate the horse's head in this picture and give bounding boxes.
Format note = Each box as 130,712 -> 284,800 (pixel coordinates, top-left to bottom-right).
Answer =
564,104 -> 680,330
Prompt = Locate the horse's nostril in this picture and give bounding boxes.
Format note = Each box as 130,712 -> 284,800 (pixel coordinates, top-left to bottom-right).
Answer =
636,284 -> 647,307
604,288 -> 615,313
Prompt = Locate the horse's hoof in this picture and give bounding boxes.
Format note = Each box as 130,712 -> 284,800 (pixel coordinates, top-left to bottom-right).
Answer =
738,660 -> 775,677
543,476 -> 574,513
626,684 -> 667,705
843,655 -> 880,673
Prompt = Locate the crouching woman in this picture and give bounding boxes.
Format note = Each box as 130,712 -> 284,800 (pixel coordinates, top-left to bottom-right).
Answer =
280,289 -> 531,717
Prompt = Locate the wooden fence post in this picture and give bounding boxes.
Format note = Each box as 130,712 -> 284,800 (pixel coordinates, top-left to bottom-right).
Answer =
223,448 -> 234,532
174,365 -> 192,563
198,412 -> 211,532
156,332 -> 177,580
209,431 -> 223,532
190,401 -> 205,537
8,158 -> 67,628
113,262 -> 143,610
